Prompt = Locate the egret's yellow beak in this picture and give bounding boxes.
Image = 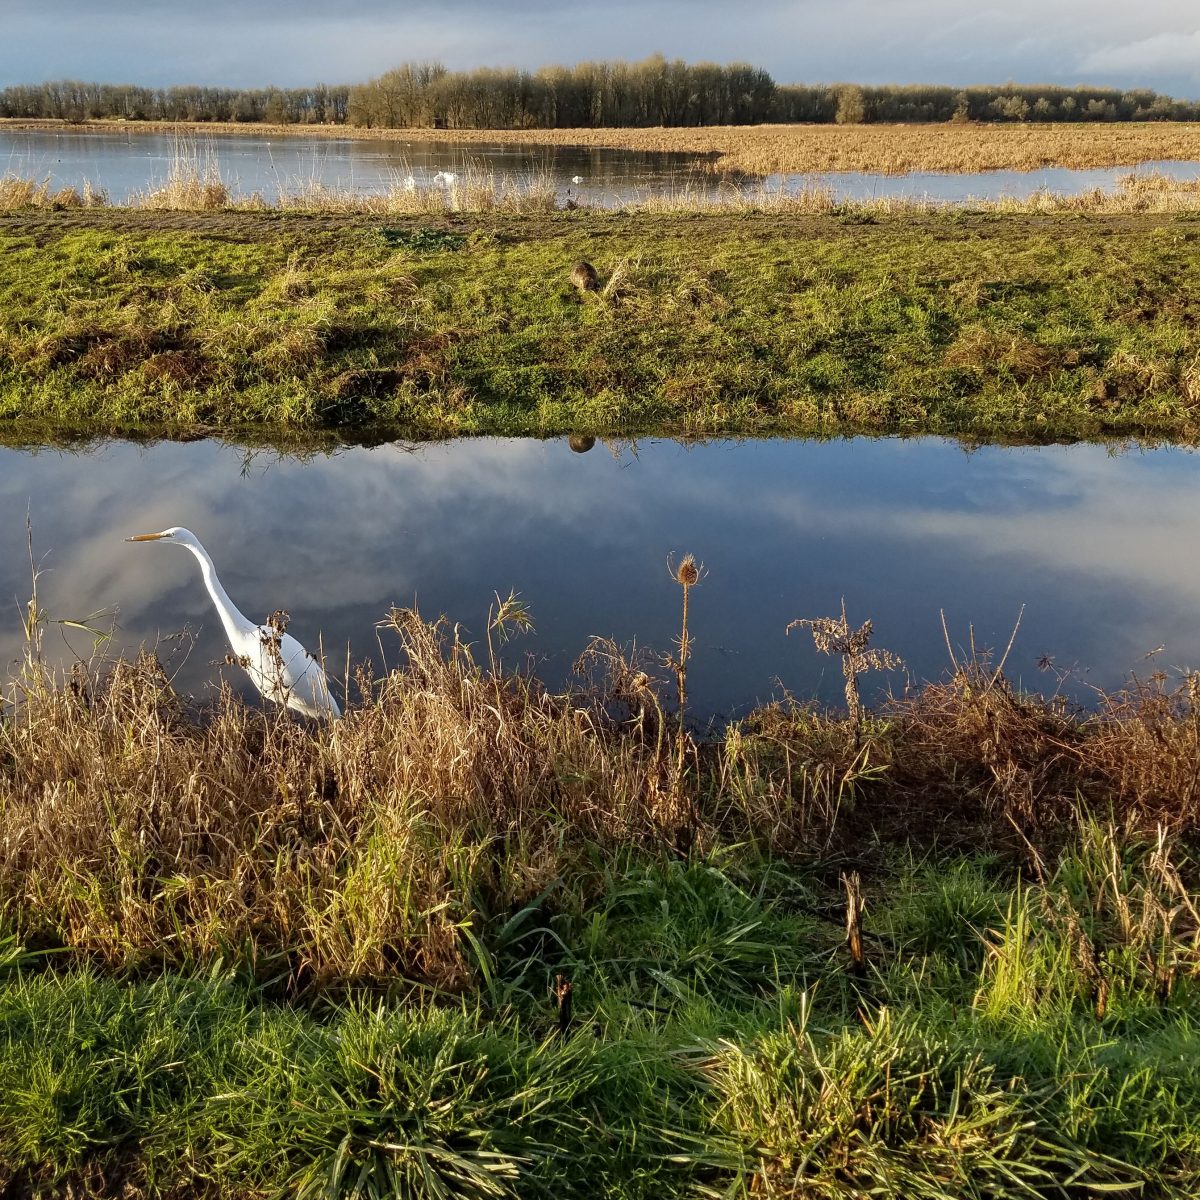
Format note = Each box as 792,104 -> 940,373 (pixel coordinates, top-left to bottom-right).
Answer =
126,532 -> 168,542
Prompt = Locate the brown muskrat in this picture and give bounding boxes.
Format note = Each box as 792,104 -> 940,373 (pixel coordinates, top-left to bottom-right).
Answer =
570,261 -> 599,292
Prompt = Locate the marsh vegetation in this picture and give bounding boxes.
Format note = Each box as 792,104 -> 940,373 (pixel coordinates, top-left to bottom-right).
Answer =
4,587 -> 1200,1195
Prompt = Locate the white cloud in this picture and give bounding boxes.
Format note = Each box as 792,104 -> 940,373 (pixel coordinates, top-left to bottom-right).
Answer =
3,0 -> 1200,94
1080,29 -> 1200,79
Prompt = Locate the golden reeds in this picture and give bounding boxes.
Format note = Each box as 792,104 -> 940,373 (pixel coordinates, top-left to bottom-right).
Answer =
0,173 -> 107,210
0,608 -> 671,990
5,594 -> 1200,990
4,166 -> 1200,215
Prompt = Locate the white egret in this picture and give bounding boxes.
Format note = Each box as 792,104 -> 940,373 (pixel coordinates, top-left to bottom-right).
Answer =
126,527 -> 341,719
571,175 -> 584,184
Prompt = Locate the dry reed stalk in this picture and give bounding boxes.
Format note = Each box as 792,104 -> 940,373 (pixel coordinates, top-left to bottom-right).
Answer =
842,870 -> 866,973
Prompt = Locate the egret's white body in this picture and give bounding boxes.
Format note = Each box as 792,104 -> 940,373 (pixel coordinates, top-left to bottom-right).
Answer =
127,527 -> 341,719
403,174 -> 417,191
570,175 -> 583,184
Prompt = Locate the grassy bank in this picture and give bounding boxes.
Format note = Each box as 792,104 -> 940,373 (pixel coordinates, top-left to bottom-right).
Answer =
9,116 -> 1200,175
4,604 -> 1200,1195
6,841 -> 1200,1199
2,206 -> 1200,441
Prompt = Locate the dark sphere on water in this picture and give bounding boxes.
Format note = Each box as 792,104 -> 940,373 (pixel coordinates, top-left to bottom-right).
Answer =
568,435 -> 596,454
571,262 -> 599,292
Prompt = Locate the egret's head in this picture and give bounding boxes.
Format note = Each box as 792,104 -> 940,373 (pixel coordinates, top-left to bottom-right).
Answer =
125,526 -> 198,548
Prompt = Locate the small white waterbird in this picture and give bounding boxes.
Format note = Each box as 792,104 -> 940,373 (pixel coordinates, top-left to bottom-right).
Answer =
571,175 -> 584,184
126,526 -> 341,719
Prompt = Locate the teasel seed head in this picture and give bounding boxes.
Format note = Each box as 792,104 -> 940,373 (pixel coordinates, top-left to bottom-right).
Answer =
672,553 -> 701,588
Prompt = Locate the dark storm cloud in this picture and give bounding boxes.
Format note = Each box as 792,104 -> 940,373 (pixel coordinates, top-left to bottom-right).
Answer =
4,0 -> 1199,95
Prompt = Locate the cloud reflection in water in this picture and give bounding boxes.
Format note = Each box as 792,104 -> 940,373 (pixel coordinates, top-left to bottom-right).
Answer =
0,436 -> 1197,717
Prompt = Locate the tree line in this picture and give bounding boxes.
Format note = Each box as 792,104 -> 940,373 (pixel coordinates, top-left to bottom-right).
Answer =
2,58 -> 1197,128
777,82 -> 1198,124
0,81 -> 349,124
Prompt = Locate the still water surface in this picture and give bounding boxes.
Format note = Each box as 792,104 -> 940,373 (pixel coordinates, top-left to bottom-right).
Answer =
0,436 -> 1196,718
4,128 -> 1198,206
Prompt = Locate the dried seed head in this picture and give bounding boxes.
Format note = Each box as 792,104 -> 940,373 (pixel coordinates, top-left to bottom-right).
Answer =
672,553 -> 700,588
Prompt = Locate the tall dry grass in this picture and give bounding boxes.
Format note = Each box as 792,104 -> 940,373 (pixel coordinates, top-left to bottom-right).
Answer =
275,162 -> 559,216
0,173 -> 106,210
4,587 -> 1200,991
0,608 -> 683,990
4,163 -> 1200,215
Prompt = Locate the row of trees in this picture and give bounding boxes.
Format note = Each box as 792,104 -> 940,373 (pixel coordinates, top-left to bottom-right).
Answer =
346,58 -> 777,128
776,83 -> 1200,125
0,81 -> 349,124
2,61 -> 1197,128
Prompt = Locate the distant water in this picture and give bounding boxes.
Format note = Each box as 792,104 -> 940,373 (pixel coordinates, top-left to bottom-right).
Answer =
769,159 -> 1200,202
0,128 -> 719,205
3,127 -> 1198,206
2,435 -> 1198,719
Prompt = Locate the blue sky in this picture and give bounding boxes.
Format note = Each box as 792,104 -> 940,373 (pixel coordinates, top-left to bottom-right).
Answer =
5,1 -> 1198,97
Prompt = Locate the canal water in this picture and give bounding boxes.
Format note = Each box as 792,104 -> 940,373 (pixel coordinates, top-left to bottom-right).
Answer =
0,435 -> 1194,718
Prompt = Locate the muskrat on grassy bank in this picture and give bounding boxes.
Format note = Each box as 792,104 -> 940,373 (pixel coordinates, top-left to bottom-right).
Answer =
571,261 -> 599,292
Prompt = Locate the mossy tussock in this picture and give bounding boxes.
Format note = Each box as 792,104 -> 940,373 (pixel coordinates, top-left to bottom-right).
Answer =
2,209 -> 1200,441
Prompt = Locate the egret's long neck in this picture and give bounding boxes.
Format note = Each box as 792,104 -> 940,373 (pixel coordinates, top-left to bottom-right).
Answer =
185,543 -> 254,643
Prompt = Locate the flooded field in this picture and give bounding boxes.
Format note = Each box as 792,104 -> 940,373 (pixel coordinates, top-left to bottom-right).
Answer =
4,126 -> 1199,205
2,434 -> 1196,717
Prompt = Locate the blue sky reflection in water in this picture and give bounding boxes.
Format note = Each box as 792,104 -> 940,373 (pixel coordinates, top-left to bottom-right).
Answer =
0,436 -> 1197,719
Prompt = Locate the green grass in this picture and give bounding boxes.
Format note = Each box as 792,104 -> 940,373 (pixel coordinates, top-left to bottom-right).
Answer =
4,835 -> 1200,1197
2,209 -> 1200,441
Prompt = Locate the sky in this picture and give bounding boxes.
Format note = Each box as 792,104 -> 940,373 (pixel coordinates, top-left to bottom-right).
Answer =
4,0 -> 1199,97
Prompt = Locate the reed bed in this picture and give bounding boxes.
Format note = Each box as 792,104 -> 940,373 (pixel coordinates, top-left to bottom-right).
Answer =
4,600 -> 1200,989
0,173 -> 106,210
5,163 -> 1200,215
488,119 -> 1200,176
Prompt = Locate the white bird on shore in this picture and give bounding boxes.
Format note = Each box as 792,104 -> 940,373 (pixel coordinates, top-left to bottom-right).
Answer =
571,175 -> 584,184
433,170 -> 456,185
403,174 -> 417,191
126,527 -> 341,719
